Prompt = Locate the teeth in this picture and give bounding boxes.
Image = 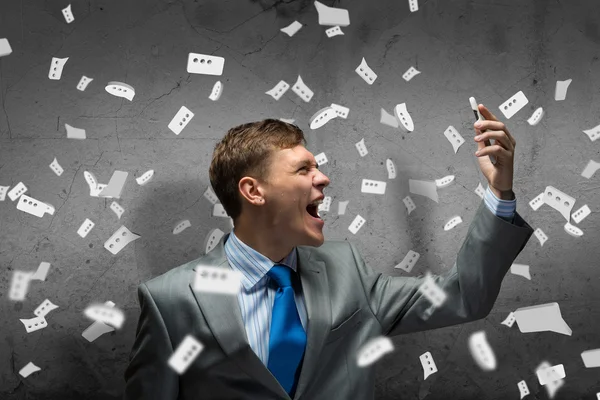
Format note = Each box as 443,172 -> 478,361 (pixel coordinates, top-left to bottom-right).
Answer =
309,199 -> 323,207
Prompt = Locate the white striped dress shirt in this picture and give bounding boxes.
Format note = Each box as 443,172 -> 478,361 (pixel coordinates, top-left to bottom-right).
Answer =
223,184 -> 515,366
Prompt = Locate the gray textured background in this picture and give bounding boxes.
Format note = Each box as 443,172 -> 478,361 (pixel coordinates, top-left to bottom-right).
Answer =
1,0 -> 600,399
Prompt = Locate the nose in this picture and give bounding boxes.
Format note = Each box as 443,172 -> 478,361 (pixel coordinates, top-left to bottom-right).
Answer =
316,170 -> 330,189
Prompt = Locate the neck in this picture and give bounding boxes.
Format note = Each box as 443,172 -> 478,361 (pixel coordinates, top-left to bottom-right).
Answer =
233,218 -> 293,264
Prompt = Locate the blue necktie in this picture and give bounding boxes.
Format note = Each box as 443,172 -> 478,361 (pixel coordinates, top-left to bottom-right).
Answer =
266,264 -> 307,397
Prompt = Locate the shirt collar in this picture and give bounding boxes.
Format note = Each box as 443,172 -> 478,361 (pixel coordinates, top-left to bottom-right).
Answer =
224,230 -> 298,291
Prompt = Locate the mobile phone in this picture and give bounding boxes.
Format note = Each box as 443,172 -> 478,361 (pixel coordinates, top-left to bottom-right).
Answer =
469,97 -> 496,165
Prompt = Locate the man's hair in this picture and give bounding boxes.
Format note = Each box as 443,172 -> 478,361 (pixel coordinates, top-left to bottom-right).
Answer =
209,119 -> 306,223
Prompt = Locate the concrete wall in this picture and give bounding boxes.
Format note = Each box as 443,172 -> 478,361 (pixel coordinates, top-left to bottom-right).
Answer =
1,0 -> 599,398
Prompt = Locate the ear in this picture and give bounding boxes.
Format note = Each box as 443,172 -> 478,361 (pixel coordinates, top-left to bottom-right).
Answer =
238,177 -> 264,205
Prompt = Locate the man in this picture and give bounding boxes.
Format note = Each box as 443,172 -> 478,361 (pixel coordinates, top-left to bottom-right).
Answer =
123,104 -> 534,399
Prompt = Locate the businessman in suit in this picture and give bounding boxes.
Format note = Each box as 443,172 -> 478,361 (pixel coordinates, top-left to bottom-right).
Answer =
124,104 -> 534,400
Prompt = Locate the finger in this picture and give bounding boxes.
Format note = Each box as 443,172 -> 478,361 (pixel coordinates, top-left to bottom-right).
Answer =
478,104 -> 500,122
475,130 -> 513,151
475,144 -> 511,159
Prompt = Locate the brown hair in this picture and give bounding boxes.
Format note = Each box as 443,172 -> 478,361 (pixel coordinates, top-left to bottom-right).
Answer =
209,119 -> 306,223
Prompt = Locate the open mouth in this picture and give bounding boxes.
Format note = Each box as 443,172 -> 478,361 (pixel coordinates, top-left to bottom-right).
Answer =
306,204 -> 322,220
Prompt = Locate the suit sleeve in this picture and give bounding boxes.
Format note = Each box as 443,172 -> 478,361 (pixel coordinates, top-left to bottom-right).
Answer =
123,283 -> 179,399
352,200 -> 534,336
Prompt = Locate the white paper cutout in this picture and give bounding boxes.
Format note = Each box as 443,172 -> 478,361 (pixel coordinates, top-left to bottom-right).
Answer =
77,218 -> 95,238
314,1 -> 350,26
34,299 -> 58,318
62,4 -> 74,23
510,263 -> 531,280
9,271 -> 33,301
318,196 -> 332,213
394,250 -> 420,273
468,330 -> 497,371
105,81 -> 135,101
408,0 -> 419,12
536,361 -> 564,399
419,351 -> 437,379
16,195 -> 55,218
435,175 -> 454,188
77,75 -> 93,91
527,106 -> 544,126
8,181 -> 27,201
265,80 -> 289,101
356,336 -> 394,368
418,272 -> 447,308
355,57 -> 377,85
280,21 -> 303,37
537,364 -> 565,385
99,170 -> 128,199
204,228 -> 225,254
501,311 -> 516,327
82,301 -> 116,342
194,265 -> 241,295
517,380 -> 529,399
543,185 -> 575,222
581,348 -> 600,368
110,201 -> 125,219
168,335 -> 204,374
168,106 -> 194,135
474,182 -> 485,199
0,185 -> 9,201
348,215 -> 366,234
315,152 -> 328,166
325,26 -> 344,37
361,179 -> 386,195
104,225 -> 140,255
186,53 -> 224,76
173,220 -> 191,235
514,302 -> 572,336
564,221 -> 583,237
402,66 -> 420,81
291,76 -> 314,102
581,160 -> 600,179
386,159 -> 396,179
409,179 -> 439,203
203,185 -> 219,205
443,216 -> 462,231
330,103 -> 349,118
19,361 -> 41,378
279,118 -> 295,124
20,316 -> 48,333
84,303 -> 125,329
31,262 -> 51,281
337,200 -> 349,215
534,227 -> 548,246
443,125 -> 465,153
49,157 -> 64,176
403,196 -> 416,215
380,108 -> 399,128
309,106 -> 337,129
583,124 -> 600,142
529,192 -> 545,211
0,38 -> 12,57
65,123 -> 86,139
49,57 -> 69,80
208,80 -> 223,101
212,203 -> 229,218
554,79 -> 572,101
136,169 -> 154,185
498,90 -> 528,119
571,204 -> 591,224
394,103 -> 414,132
355,138 -> 368,157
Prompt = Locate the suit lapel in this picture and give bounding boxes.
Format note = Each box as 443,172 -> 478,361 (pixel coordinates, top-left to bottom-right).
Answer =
189,233 -> 332,400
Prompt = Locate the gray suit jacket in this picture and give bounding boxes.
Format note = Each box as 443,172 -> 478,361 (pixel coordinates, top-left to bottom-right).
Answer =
123,201 -> 533,400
